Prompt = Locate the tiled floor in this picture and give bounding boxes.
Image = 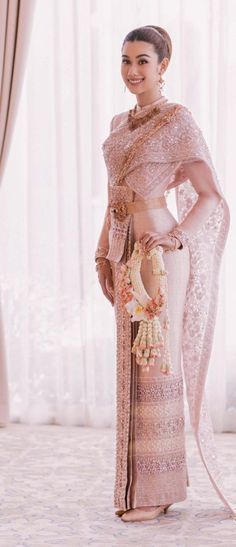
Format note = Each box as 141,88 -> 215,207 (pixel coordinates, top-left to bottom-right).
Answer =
0,424 -> 235,546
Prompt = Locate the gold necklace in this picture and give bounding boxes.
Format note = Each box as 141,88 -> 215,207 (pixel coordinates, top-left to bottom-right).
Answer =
128,104 -> 161,131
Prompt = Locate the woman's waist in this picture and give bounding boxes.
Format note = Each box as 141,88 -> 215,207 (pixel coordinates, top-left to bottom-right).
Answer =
108,190 -> 167,222
132,206 -> 178,238
106,187 -> 177,262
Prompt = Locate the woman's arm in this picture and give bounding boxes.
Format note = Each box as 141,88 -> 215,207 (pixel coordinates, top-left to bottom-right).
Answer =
95,115 -> 116,260
139,159 -> 222,252
95,207 -> 110,261
167,160 -> 222,247
140,106 -> 224,252
95,115 -> 116,304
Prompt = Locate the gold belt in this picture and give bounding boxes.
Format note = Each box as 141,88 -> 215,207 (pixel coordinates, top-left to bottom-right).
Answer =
109,195 -> 167,222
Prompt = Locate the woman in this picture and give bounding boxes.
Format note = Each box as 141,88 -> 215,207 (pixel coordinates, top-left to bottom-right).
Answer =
95,25 -> 236,522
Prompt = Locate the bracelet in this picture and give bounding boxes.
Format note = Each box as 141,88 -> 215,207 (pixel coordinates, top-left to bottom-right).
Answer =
95,258 -> 111,272
95,257 -> 108,264
95,246 -> 109,261
168,227 -> 190,248
168,235 -> 181,251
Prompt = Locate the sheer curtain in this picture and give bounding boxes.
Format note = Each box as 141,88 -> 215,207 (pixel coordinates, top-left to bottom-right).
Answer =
0,0 -> 235,430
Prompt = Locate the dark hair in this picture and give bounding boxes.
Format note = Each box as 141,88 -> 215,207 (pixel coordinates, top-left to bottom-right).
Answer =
122,25 -> 172,63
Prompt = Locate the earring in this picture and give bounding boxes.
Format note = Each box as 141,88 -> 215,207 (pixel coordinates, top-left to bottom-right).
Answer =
159,72 -> 165,90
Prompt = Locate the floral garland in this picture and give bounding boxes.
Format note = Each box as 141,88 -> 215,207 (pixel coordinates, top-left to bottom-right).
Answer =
118,241 -> 172,374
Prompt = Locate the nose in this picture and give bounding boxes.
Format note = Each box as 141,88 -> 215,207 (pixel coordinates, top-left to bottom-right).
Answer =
127,71 -> 142,78
126,66 -> 139,76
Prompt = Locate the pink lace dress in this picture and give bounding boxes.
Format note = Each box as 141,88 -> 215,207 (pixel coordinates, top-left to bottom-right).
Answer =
97,97 -> 236,517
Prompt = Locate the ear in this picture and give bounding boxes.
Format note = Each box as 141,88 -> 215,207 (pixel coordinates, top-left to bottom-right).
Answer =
161,57 -> 169,73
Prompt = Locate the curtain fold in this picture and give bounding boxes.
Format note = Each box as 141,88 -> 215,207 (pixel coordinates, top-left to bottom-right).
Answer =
0,0 -> 235,430
0,0 -> 36,424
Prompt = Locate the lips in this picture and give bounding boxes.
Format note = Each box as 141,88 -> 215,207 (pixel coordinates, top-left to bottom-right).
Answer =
128,79 -> 144,85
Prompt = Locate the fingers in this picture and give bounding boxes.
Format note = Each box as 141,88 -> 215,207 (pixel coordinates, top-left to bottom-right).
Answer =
139,232 -> 159,246
106,277 -> 114,299
139,233 -> 174,252
139,231 -> 163,248
140,234 -> 164,251
145,236 -> 160,251
101,282 -> 114,305
98,272 -> 114,305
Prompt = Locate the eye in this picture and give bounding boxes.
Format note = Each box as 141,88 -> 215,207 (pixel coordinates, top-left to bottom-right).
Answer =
139,59 -> 148,64
122,59 -> 129,64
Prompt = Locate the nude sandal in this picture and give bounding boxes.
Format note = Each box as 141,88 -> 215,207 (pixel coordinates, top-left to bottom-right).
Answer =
120,504 -> 172,522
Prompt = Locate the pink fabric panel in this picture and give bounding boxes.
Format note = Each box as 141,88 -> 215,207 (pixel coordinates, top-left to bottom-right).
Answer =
128,247 -> 190,508
0,0 -> 36,425
0,0 -> 36,182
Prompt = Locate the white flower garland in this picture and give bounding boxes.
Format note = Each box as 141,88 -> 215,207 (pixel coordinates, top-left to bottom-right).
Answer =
118,241 -> 172,374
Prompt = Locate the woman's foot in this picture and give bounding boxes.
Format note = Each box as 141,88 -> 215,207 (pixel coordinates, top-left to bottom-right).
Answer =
115,506 -> 157,517
115,509 -> 126,517
120,504 -> 171,522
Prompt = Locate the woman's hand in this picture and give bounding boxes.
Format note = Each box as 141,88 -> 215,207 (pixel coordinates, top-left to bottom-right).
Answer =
139,231 -> 180,253
97,261 -> 114,305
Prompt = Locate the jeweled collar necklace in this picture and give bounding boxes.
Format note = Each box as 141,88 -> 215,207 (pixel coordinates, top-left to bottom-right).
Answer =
128,95 -> 168,131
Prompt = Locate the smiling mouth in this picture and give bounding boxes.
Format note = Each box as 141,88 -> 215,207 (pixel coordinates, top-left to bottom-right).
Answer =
128,79 -> 145,85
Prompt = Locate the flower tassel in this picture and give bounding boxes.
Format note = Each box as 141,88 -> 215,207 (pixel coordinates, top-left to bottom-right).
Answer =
132,316 -> 164,372
118,241 -> 173,374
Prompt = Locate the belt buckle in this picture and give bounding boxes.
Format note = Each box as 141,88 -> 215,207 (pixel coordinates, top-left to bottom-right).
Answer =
110,201 -> 128,222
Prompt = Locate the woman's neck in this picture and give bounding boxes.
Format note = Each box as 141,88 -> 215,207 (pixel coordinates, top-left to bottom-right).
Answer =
136,94 -> 167,111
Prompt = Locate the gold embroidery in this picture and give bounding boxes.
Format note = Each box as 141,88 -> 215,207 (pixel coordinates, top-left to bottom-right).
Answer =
110,201 -> 128,222
116,105 -> 183,186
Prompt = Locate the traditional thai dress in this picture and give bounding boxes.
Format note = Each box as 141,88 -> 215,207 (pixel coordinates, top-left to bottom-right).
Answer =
96,95 -> 236,517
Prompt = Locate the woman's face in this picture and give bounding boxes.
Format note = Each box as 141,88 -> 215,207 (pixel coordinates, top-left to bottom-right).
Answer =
121,40 -> 168,95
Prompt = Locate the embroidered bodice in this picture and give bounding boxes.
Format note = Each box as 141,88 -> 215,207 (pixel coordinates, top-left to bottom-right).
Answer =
102,101 -> 185,199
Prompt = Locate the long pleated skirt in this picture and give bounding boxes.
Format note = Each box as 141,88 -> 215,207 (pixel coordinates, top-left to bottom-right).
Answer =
111,233 -> 190,510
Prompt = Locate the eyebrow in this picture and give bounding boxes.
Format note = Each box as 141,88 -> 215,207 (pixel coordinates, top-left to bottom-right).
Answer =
121,54 -> 151,58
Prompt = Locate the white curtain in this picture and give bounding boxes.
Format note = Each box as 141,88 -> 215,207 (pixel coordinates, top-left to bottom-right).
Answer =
0,0 -> 235,431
